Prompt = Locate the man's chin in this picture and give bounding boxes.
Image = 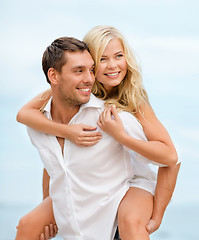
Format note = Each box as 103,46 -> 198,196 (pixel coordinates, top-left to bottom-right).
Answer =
81,95 -> 91,104
76,94 -> 91,105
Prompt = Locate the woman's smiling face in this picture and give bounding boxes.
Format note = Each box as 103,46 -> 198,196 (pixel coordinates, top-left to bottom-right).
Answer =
96,38 -> 127,92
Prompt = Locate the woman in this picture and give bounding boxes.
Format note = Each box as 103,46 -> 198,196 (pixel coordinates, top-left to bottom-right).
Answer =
16,26 -> 180,240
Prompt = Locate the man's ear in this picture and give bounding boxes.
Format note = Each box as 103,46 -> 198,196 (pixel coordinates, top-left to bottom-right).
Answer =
48,68 -> 58,85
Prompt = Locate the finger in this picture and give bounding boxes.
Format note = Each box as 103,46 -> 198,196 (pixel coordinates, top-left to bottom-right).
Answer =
81,131 -> 102,137
103,107 -> 110,120
82,125 -> 97,131
76,140 -> 101,147
100,110 -> 106,124
97,120 -> 102,129
146,224 -> 152,234
79,135 -> 102,142
54,224 -> 58,235
49,223 -> 54,237
40,233 -> 45,240
110,105 -> 120,120
146,219 -> 157,234
106,107 -> 112,120
44,226 -> 50,239
101,108 -> 111,122
79,140 -> 101,147
98,113 -> 103,125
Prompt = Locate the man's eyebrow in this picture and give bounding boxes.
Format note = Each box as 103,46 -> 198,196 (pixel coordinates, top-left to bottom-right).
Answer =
72,65 -> 84,69
72,64 -> 95,69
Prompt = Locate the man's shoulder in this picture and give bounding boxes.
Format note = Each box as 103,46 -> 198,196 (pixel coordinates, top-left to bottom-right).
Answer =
27,126 -> 50,149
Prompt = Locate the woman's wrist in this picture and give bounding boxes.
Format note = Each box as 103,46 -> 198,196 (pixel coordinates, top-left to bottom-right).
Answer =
152,198 -> 166,223
50,122 -> 70,139
114,131 -> 129,146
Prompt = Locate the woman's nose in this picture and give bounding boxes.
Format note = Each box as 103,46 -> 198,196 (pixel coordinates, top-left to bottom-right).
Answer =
107,59 -> 117,69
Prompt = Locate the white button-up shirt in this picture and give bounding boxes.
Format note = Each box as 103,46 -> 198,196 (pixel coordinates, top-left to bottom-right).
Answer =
27,94 -> 159,240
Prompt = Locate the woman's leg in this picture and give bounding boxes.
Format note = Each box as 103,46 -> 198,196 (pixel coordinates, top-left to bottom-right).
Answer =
15,196 -> 56,240
118,187 -> 153,240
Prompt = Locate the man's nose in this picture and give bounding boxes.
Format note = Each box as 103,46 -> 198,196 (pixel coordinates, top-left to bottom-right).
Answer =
83,71 -> 95,84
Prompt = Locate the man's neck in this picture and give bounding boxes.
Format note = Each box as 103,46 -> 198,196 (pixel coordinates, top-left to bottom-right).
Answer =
51,98 -> 80,125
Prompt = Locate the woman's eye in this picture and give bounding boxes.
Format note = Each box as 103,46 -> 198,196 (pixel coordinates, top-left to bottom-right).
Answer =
116,54 -> 123,59
100,57 -> 106,62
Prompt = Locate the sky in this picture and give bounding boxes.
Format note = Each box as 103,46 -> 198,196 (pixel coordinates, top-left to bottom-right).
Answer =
0,0 -> 199,215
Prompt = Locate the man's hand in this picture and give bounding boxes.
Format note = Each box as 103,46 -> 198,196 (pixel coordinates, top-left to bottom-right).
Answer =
146,217 -> 162,234
39,223 -> 58,240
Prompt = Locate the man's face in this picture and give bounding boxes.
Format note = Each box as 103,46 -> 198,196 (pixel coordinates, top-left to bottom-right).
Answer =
56,50 -> 95,107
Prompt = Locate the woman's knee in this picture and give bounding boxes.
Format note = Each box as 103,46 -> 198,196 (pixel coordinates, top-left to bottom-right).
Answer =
16,215 -> 36,240
119,212 -> 147,235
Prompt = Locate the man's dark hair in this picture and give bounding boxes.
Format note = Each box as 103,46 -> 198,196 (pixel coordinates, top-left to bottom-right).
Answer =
42,37 -> 89,84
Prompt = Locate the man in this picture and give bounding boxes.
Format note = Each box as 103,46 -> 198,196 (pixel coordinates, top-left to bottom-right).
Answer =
16,37 -> 180,240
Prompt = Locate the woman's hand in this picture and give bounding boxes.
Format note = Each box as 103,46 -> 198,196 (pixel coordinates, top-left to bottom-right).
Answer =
66,124 -> 102,147
146,217 -> 162,234
40,223 -> 58,240
97,105 -> 126,141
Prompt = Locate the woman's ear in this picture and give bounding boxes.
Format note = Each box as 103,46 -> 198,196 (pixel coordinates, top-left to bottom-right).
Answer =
48,68 -> 58,85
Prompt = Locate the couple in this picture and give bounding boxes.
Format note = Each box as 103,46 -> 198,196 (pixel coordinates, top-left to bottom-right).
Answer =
16,26 -> 180,240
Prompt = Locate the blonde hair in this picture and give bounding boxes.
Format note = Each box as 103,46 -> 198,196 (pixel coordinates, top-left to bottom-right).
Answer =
83,25 -> 150,116
39,88 -> 52,112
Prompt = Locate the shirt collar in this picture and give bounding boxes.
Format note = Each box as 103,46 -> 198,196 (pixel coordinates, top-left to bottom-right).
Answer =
43,94 -> 104,117
43,97 -> 52,119
79,94 -> 104,111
